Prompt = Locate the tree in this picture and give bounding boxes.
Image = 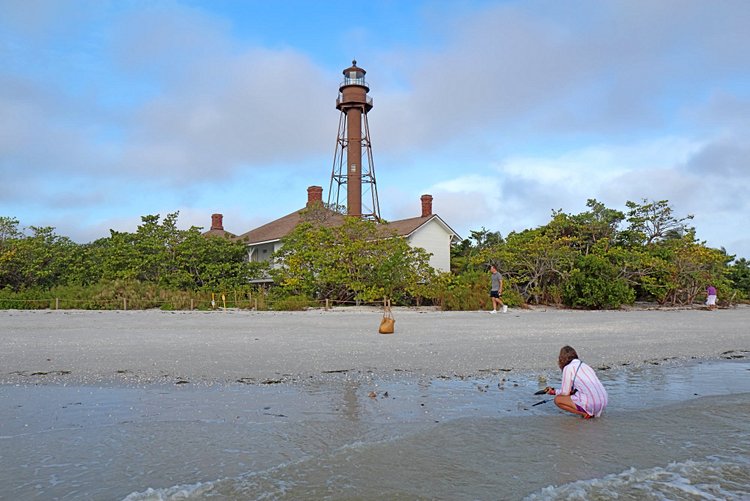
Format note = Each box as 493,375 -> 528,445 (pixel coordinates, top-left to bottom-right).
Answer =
0,217 -> 22,245
484,228 -> 577,305
271,217 -> 434,303
563,250 -> 635,309
133,213 -> 181,284
469,227 -> 504,249
0,225 -> 79,291
80,213 -> 256,290
621,199 -> 694,246
728,258 -> 750,299
554,199 -> 624,255
174,228 -> 259,289
450,227 -> 504,274
635,233 -> 729,306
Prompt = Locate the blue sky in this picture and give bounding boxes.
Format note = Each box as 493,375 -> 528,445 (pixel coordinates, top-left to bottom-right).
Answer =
1,0 -> 749,259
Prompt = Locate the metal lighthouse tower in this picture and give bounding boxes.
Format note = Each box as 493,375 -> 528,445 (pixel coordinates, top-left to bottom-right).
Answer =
328,60 -> 381,220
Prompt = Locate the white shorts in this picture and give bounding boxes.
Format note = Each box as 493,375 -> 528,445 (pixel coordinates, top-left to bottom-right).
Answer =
706,295 -> 717,306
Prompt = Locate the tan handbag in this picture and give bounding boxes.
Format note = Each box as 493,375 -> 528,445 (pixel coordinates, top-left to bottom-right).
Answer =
379,300 -> 395,334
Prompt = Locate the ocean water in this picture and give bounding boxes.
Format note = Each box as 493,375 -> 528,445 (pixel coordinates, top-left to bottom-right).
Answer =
1,359 -> 749,500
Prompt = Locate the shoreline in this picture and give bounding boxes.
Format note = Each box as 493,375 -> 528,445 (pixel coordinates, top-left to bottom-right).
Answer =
2,308 -> 749,500
2,306 -> 748,387
4,359 -> 749,501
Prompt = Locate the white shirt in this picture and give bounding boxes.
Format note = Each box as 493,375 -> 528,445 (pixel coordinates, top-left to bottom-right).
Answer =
557,359 -> 608,417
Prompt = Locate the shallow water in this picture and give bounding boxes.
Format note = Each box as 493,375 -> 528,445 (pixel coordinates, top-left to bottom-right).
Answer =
1,360 -> 749,500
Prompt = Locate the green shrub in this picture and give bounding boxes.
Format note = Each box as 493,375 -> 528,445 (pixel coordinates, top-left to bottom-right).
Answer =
499,288 -> 525,308
434,270 -> 485,311
433,270 -> 525,311
562,254 -> 635,309
270,294 -> 317,311
0,287 -> 51,309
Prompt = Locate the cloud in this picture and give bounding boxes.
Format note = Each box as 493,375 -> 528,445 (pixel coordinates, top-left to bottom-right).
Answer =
0,0 -> 90,40
119,49 -> 334,182
684,138 -> 750,179
1,1 -> 339,194
372,1 -> 750,152
110,3 -> 232,79
1,0 -> 749,261
0,75 -> 121,198
423,137 -> 702,231
420,129 -> 750,258
428,175 -> 502,234
690,92 -> 750,131
102,5 -> 339,183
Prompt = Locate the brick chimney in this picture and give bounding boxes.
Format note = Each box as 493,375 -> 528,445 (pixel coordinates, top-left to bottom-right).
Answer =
211,213 -> 224,231
420,194 -> 433,217
307,185 -> 323,207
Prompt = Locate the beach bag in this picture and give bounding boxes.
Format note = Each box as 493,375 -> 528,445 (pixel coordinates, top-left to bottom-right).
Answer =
379,300 -> 395,334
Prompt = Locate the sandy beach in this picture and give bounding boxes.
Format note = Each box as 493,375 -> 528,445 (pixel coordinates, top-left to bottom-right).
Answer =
2,306 -> 748,386
3,306 -> 750,500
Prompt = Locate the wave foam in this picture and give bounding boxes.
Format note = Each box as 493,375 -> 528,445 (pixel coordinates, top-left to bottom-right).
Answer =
525,456 -> 750,500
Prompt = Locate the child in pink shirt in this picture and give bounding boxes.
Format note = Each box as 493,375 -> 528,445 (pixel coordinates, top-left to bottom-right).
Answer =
543,345 -> 608,418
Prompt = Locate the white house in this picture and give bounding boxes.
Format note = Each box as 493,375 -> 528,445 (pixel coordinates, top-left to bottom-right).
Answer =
212,186 -> 460,279
380,194 -> 459,272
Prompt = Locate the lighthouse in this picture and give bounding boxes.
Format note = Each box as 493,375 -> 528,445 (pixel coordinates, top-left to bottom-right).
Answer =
328,60 -> 381,220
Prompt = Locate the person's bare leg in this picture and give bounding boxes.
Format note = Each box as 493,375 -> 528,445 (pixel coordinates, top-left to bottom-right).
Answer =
554,394 -> 589,417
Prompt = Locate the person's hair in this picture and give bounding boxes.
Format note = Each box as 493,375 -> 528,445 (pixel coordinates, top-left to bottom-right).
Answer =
558,345 -> 578,369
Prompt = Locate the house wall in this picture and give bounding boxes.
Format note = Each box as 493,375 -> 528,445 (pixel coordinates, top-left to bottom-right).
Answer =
406,220 -> 452,272
248,222 -> 453,273
249,242 -> 277,263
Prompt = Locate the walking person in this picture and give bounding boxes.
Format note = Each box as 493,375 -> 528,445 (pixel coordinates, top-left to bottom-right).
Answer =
489,265 -> 507,314
542,345 -> 608,419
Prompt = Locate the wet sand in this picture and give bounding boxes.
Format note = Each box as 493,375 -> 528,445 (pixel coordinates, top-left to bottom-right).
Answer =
2,307 -> 749,500
1,306 -> 748,386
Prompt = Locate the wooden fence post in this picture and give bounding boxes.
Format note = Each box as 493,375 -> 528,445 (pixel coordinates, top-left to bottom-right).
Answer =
123,298 -> 127,310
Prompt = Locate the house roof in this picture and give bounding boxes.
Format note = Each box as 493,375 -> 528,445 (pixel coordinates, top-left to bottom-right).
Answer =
201,228 -> 236,238
237,208 -> 460,245
385,214 -> 461,243
236,205 -> 346,245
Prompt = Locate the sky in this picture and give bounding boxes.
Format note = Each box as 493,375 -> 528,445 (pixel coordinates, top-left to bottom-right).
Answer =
1,0 -> 749,259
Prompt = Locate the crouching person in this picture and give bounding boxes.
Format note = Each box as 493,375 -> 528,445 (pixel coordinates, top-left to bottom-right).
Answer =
544,345 -> 608,419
